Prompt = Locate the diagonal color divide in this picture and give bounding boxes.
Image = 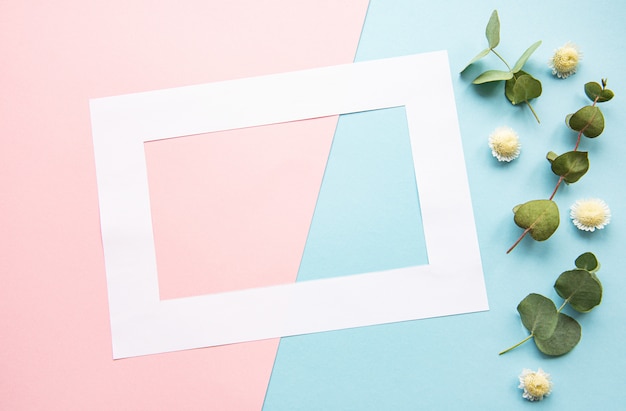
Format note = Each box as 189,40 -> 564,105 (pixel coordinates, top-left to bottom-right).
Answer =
296,107 -> 429,283
144,117 -> 338,300
90,51 -> 489,359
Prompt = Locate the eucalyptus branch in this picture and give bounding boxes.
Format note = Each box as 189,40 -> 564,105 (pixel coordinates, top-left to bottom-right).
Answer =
461,10 -> 542,123
548,95 -> 599,201
506,80 -> 614,253
490,48 -> 512,71
500,253 -> 602,356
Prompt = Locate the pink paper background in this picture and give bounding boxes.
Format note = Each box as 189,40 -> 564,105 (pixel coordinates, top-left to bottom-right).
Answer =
0,1 -> 368,409
146,118 -> 336,299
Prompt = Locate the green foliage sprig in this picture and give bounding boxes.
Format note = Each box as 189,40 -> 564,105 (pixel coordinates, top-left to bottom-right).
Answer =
499,252 -> 602,356
461,10 -> 543,123
507,80 -> 614,253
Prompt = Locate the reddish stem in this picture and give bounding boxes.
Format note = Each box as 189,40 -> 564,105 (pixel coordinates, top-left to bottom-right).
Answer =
549,176 -> 565,200
551,96 -> 598,199
506,228 -> 531,254
506,96 -> 602,253
572,96 -> 598,150
573,130 -> 583,151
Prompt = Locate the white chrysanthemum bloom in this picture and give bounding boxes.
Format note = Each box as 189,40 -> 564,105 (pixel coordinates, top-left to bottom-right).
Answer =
570,198 -> 611,232
488,126 -> 521,162
519,368 -> 553,402
549,42 -> 582,79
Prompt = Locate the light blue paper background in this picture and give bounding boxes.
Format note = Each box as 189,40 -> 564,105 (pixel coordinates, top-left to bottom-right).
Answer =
296,107 -> 428,282
264,1 -> 626,409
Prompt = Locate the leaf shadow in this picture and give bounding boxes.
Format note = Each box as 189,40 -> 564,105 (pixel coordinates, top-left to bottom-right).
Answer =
459,68 -> 503,99
473,81 -> 503,99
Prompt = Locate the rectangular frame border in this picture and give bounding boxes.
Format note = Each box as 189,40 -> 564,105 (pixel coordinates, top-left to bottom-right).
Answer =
90,51 -> 488,359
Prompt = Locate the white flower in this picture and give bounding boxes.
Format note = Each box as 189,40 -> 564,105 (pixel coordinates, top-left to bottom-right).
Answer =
519,368 -> 553,401
488,126 -> 521,162
549,42 -> 582,79
570,198 -> 611,232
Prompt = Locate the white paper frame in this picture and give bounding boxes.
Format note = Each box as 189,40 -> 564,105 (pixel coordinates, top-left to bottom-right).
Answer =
90,51 -> 488,359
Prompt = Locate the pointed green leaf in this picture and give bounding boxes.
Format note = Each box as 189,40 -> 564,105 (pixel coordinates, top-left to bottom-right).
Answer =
512,40 -> 542,73
554,269 -> 603,313
584,82 -> 614,103
473,69 -> 513,84
517,293 -> 558,340
505,73 -> 542,105
486,10 -> 500,49
513,200 -> 560,241
461,48 -> 491,72
575,252 -> 600,273
534,313 -> 581,356
550,151 -> 589,183
567,106 -> 605,138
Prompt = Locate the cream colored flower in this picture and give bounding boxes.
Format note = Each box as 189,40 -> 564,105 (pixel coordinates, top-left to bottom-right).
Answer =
488,126 -> 521,162
549,42 -> 582,79
570,198 -> 611,231
519,368 -> 553,401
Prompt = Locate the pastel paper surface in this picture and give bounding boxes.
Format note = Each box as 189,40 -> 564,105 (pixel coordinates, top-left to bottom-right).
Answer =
296,107 -> 430,282
0,1 -> 368,409
265,3 -> 626,410
145,119 -> 337,298
5,1 -> 626,409
90,51 -> 488,359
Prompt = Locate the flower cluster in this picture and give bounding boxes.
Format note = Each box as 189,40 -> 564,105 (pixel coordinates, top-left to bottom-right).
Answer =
519,369 -> 553,401
570,198 -> 611,232
488,127 -> 521,162
549,42 -> 582,79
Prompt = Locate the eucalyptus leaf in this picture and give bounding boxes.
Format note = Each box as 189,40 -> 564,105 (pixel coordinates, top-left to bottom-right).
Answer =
575,252 -> 600,273
534,313 -> 581,356
584,82 -> 614,103
461,48 -> 491,72
567,106 -> 605,138
486,10 -> 500,49
546,151 -> 558,164
511,40 -> 542,73
505,73 -> 542,105
555,269 -> 603,313
550,151 -> 589,183
565,113 -> 573,128
517,293 -> 558,340
513,200 -> 560,241
472,69 -> 513,84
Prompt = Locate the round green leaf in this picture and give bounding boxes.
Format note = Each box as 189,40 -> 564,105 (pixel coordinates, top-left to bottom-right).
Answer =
511,40 -> 542,73
513,200 -> 560,241
554,269 -> 603,313
567,106 -> 605,138
485,10 -> 500,49
504,71 -> 528,103
505,73 -> 542,105
550,151 -> 589,183
584,82 -> 614,103
564,113 -> 574,128
534,313 -> 581,356
472,69 -> 513,84
575,252 -> 600,273
517,293 -> 558,340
